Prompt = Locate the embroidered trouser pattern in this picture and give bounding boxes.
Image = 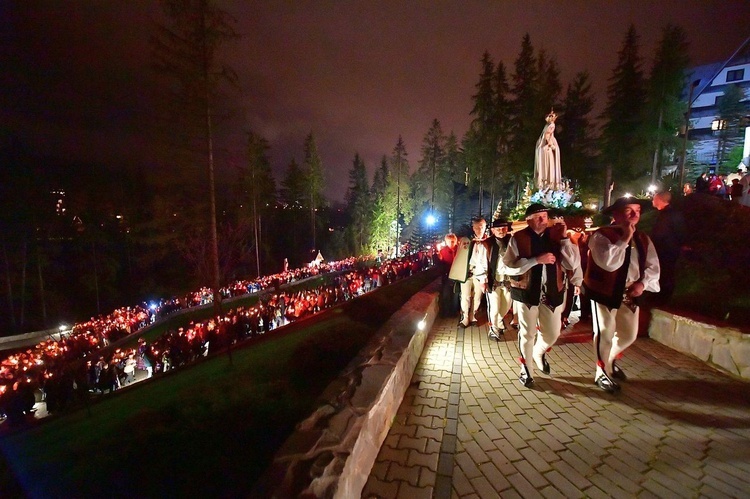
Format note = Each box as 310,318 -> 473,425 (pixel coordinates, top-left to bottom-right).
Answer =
487,285 -> 512,329
459,277 -> 483,323
516,301 -> 563,377
592,301 -> 639,378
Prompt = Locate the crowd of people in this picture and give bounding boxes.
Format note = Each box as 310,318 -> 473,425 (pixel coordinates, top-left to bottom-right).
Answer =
438,196 -> 669,393
0,253 -> 433,424
690,164 -> 750,207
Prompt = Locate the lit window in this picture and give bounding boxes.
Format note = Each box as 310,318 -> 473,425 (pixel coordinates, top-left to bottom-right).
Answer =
726,69 -> 745,82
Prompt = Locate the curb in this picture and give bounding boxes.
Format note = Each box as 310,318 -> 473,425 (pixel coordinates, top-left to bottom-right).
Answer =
266,278 -> 441,498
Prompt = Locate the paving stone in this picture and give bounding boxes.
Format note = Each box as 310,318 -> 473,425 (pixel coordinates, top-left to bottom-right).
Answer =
387,462 -> 421,486
362,476 -> 400,498
602,453 -> 649,476
519,446 -> 554,473
512,459 -> 549,489
477,461 -> 511,492
378,445 -> 409,466
417,467 -> 436,488
486,449 -> 515,474
450,462 -> 474,496
396,481 -> 433,499
468,474 -> 500,498
640,477 -> 677,497
588,473 -> 637,499
407,448 -> 439,472
544,468 -> 586,498
580,484 -> 610,499
531,427 -> 567,452
400,435 -> 429,453
506,471 -> 545,499
557,449 -> 594,479
454,450 -> 482,479
366,315 -> 750,499
596,463 -> 641,494
702,463 -> 750,494
369,459 -> 390,480
462,439 -> 490,466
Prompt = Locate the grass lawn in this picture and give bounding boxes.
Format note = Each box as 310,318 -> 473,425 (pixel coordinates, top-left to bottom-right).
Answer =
0,269 -> 439,498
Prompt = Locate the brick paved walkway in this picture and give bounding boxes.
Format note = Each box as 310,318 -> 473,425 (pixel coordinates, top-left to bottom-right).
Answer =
364,316 -> 750,498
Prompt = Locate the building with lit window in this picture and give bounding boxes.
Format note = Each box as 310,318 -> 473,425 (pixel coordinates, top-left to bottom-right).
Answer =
683,37 -> 750,176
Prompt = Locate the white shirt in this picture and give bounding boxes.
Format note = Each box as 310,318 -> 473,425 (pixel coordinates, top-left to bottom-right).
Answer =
588,230 -> 660,292
503,231 -> 581,295
468,239 -> 489,283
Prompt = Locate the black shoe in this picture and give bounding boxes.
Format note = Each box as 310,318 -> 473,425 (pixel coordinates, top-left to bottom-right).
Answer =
519,366 -> 534,388
595,373 -> 619,393
611,363 -> 627,381
519,372 -> 534,388
541,353 -> 550,375
469,320 -> 478,327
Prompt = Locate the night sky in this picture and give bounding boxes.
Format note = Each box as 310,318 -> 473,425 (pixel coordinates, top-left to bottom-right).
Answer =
2,1 -> 749,201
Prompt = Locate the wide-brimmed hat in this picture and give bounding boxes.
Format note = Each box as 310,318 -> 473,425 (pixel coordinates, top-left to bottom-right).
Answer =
490,217 -> 513,230
602,197 -> 651,216
524,203 -> 549,218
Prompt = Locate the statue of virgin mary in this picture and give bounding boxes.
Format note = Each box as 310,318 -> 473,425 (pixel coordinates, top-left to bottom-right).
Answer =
533,110 -> 563,191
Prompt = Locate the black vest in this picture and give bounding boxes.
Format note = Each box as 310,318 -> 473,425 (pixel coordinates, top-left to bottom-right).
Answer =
509,228 -> 566,307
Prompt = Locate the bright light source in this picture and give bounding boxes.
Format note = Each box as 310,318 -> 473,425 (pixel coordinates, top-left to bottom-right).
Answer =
425,214 -> 437,226
417,319 -> 426,330
624,193 -> 632,198
59,324 -> 68,332
647,185 -> 657,194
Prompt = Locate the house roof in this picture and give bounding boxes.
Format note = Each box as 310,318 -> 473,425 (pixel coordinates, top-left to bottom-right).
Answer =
684,36 -> 750,104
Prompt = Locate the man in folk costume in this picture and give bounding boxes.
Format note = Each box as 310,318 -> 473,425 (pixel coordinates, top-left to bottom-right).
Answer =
584,197 -> 660,393
503,204 -> 581,387
486,208 -> 514,340
449,216 -> 489,327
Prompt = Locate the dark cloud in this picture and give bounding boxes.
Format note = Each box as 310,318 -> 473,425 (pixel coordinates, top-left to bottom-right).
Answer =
2,0 -> 748,200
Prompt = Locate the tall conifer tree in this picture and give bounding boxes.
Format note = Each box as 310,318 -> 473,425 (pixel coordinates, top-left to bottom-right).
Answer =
302,132 -> 325,251
558,72 -> 596,194
645,24 -> 690,181
345,153 -> 370,255
599,25 -> 648,201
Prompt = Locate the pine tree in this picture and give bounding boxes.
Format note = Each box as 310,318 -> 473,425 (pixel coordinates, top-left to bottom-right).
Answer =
280,158 -> 305,208
345,152 -> 370,255
372,155 -> 389,198
716,84 -> 747,170
150,0 -> 239,312
492,61 -> 513,211
509,34 -> 540,198
302,132 -> 325,252
415,119 -> 449,230
535,49 -> 563,116
242,131 -> 277,276
599,25 -> 648,202
645,24 -> 690,182
465,52 -> 499,215
558,71 -> 597,194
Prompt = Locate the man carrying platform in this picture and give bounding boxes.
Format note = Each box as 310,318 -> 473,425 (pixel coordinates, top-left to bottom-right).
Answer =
503,204 -> 580,388
584,197 -> 660,393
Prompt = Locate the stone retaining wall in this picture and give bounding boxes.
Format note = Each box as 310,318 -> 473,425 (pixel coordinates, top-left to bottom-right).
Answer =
265,279 -> 441,498
649,308 -> 750,380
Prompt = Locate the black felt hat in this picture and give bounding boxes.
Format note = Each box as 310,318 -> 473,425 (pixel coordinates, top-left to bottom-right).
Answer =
524,203 -> 549,218
490,217 -> 513,230
602,197 -> 651,216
